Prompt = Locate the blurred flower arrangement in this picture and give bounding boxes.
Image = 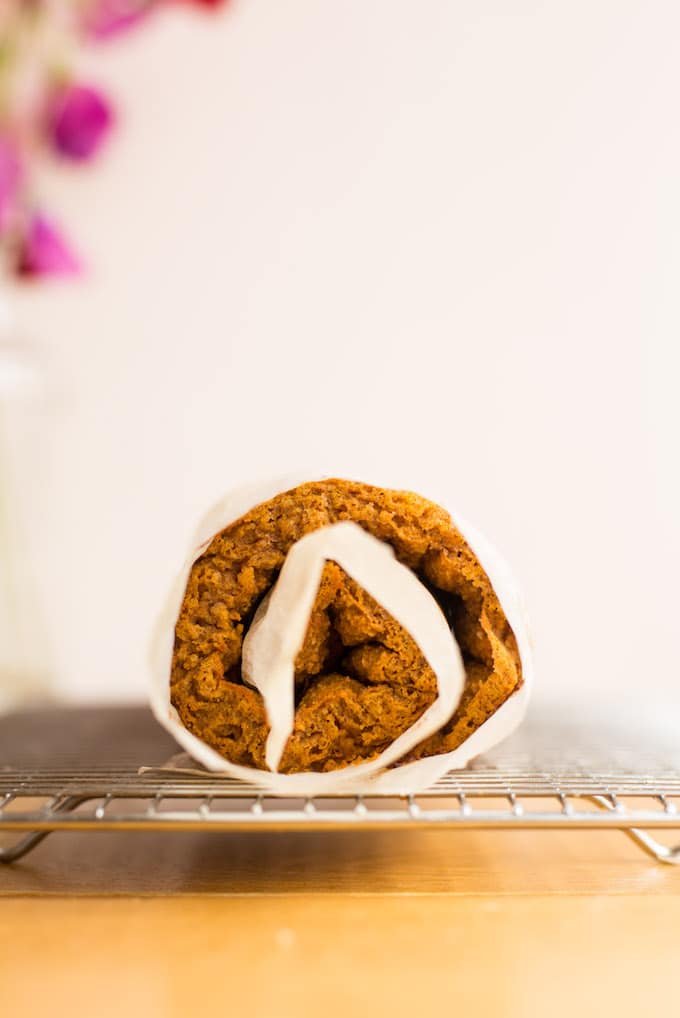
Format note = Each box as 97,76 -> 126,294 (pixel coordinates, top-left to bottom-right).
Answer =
0,0 -> 225,281
1,0 -> 226,712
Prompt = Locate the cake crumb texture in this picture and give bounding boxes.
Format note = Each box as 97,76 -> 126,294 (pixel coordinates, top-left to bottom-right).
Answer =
170,479 -> 522,772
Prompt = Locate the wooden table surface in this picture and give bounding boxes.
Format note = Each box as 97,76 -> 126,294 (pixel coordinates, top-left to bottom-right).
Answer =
1,707 -> 679,1017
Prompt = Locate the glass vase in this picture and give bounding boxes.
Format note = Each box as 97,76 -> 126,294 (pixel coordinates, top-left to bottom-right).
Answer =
0,301 -> 54,713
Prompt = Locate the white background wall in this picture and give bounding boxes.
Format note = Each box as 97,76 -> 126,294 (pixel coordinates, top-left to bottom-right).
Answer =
8,0 -> 680,713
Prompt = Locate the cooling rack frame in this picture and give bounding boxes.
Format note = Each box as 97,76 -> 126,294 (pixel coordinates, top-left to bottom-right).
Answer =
2,761 -> 679,865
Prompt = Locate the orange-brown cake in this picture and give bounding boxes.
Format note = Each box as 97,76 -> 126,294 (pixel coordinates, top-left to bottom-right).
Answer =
169,479 -> 523,773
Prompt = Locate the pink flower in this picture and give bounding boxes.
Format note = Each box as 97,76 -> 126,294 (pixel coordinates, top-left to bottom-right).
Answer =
81,0 -> 153,40
16,214 -> 81,278
0,137 -> 22,235
167,0 -> 229,8
47,84 -> 114,162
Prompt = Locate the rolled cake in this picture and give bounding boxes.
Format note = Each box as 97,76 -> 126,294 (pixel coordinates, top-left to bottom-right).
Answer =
150,477 -> 531,793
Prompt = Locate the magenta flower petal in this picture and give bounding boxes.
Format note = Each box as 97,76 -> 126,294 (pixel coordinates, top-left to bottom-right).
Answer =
171,0 -> 229,8
0,137 -> 22,235
47,84 -> 114,162
81,0 -> 153,40
17,214 -> 81,278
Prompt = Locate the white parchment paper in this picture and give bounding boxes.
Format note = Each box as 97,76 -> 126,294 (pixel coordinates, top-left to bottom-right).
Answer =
148,473 -> 533,795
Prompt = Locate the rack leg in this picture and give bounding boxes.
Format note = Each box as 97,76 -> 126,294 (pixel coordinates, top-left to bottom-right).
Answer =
622,829 -> 680,865
0,831 -> 53,864
0,795 -> 89,865
589,795 -> 680,865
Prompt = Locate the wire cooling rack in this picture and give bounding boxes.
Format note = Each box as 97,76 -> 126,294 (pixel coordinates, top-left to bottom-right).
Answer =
1,705 -> 679,864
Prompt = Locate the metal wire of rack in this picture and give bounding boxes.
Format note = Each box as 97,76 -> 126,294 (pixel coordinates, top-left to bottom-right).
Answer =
2,766 -> 680,865
1,707 -> 679,865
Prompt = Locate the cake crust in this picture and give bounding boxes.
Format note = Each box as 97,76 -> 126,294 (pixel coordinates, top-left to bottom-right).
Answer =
170,479 -> 522,772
